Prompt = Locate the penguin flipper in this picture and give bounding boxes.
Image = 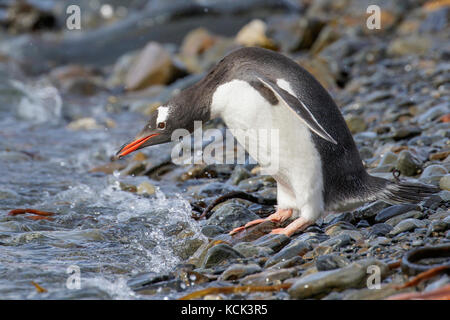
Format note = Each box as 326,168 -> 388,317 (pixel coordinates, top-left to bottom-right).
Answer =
256,76 -> 337,145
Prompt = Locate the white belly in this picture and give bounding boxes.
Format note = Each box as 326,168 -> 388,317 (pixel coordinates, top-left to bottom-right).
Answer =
211,79 -> 325,221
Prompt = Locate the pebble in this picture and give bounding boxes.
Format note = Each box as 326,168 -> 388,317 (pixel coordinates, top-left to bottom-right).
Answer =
264,238 -> 312,268
375,204 -> 420,223
201,243 -> 244,268
125,42 -> 175,91
439,174 -> 450,191
395,150 -> 422,176
240,268 -> 297,286
388,218 -> 428,236
251,234 -> 291,253
368,223 -> 394,237
235,19 -> 276,49
288,259 -> 388,299
206,202 -> 260,231
385,210 -> 423,227
232,242 -> 274,258
316,254 -> 350,271
219,263 -> 262,281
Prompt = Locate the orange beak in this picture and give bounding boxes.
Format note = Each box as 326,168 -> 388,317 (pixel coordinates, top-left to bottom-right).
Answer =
116,133 -> 160,158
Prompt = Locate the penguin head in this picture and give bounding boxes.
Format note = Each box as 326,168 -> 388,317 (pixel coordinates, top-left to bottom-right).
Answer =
116,90 -> 210,158
115,103 -> 181,158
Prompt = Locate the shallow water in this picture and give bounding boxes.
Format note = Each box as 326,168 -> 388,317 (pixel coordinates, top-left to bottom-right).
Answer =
0,77 -> 205,299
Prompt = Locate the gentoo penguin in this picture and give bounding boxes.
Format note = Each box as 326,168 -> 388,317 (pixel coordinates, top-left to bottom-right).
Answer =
117,47 -> 438,237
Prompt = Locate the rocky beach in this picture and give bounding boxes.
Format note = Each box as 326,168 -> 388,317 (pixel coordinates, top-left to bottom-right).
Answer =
0,0 -> 449,300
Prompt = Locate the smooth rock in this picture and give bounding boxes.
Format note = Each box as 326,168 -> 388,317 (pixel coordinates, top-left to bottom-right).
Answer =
288,259 -> 388,299
439,174 -> 450,191
316,254 -> 351,271
264,238 -> 312,268
389,218 -> 427,236
219,263 -> 262,281
369,223 -> 394,237
206,202 -> 260,231
396,150 -> 422,176
235,19 -> 276,49
240,268 -> 297,286
251,234 -> 291,253
201,243 -> 244,268
125,42 -> 175,91
375,204 -> 420,223
233,242 -> 274,258
201,225 -> 225,238
385,211 -> 423,227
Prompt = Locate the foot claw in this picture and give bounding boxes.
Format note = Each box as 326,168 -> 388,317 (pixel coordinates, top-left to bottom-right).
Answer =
229,226 -> 246,235
270,228 -> 289,235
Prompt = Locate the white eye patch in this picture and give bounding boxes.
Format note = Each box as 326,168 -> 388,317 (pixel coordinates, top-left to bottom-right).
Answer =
156,106 -> 170,124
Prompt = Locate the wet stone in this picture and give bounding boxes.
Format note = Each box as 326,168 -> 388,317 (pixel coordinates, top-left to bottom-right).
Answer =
251,234 -> 291,253
219,263 -> 262,281
206,203 -> 260,231
227,166 -> 251,186
201,225 -> 225,238
240,268 -> 298,286
232,242 -> 274,258
427,220 -> 449,235
368,223 -> 394,237
201,244 -> 244,268
320,234 -> 353,250
385,211 -> 423,227
288,259 -> 388,299
316,254 -> 351,272
388,218 -> 428,236
264,238 -> 312,268
237,176 -> 276,192
375,204 -> 420,223
395,150 -> 422,176
268,256 -> 304,270
230,220 -> 278,243
354,201 -> 391,223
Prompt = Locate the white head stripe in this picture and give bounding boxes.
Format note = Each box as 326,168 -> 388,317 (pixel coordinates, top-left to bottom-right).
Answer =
156,106 -> 170,123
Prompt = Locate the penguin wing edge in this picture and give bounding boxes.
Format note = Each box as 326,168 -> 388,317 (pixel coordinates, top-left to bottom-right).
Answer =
256,76 -> 337,145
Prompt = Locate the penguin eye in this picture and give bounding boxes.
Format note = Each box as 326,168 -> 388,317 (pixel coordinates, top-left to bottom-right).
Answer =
157,122 -> 166,129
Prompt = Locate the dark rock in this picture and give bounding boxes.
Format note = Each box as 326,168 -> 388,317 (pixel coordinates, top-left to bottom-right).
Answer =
207,202 -> 260,231
264,238 -> 312,268
201,243 -> 244,268
354,201 -> 391,223
232,242 -> 274,258
320,234 -> 353,250
396,150 -> 422,176
251,234 -> 291,253
368,223 -> 394,237
385,211 -> 423,227
420,7 -> 450,33
230,220 -> 278,243
219,263 -> 262,281
388,218 -> 427,236
316,254 -> 351,271
288,259 -> 388,299
240,268 -> 298,286
427,220 -> 449,235
238,175 -> 276,192
227,166 -> 251,185
356,220 -> 370,228
268,256 -> 304,270
201,225 -> 225,238
375,204 -> 420,223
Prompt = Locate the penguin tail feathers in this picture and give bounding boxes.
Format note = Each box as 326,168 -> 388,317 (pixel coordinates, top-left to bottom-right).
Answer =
371,176 -> 440,204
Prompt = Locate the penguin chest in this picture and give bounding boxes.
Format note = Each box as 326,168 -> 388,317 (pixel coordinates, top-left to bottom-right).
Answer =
211,79 -> 324,208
